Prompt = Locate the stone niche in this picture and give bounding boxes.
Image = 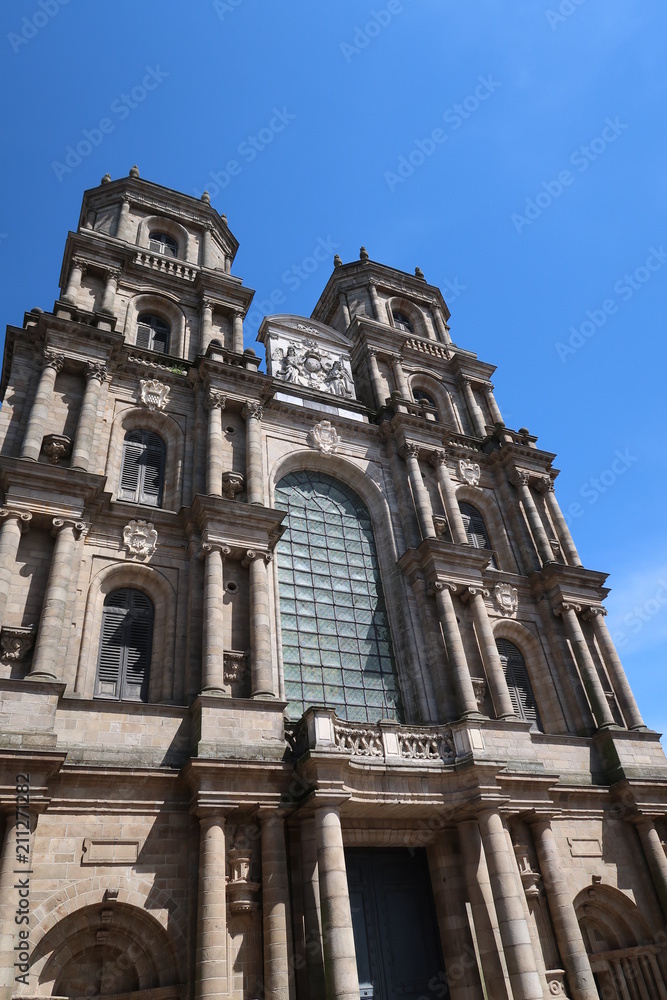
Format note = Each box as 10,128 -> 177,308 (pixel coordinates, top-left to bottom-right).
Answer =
259,315 -> 357,401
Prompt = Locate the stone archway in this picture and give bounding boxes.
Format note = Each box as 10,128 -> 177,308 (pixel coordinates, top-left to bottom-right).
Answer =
574,885 -> 667,1000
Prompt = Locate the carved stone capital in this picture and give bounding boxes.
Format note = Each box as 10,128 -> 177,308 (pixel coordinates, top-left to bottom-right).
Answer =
463,585 -> 490,601
242,549 -> 271,568
533,475 -> 553,494
459,375 -> 473,388
105,267 -> 122,282
43,350 -> 65,373
71,257 -> 88,275
201,298 -> 215,313
242,400 -> 263,422
205,389 -> 226,411
86,362 -> 110,383
52,517 -> 87,540
582,606 -> 607,621
201,541 -> 231,559
430,580 -> 457,596
510,469 -> 532,489
430,448 -> 449,468
482,382 -> 495,395
404,443 -> 421,460
365,346 -> 378,359
0,508 -> 32,533
554,601 -> 581,617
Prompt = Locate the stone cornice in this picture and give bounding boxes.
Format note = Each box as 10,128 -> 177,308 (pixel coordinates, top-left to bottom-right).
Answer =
184,494 -> 285,554
0,458 -> 106,513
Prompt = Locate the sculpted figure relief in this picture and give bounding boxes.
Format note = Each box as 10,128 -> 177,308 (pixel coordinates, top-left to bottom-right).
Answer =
271,337 -> 355,398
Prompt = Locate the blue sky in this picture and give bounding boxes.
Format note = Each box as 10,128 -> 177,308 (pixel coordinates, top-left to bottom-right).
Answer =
1,0 -> 666,734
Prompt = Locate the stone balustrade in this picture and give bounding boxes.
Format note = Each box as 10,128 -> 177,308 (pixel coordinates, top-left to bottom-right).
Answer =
134,251 -> 198,281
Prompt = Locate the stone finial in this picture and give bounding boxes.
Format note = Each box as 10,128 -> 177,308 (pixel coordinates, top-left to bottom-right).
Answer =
415,266 -> 425,280
221,213 -> 228,225
129,165 -> 140,178
333,254 -> 342,267
201,190 -> 211,204
101,173 -> 111,184
359,246 -> 369,262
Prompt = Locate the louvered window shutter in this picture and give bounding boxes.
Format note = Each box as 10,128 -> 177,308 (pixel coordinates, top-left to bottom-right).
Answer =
459,502 -> 497,568
136,322 -> 151,349
96,589 -> 154,702
139,434 -> 165,506
496,638 -> 541,729
136,314 -> 170,353
120,431 -> 165,507
120,434 -> 143,501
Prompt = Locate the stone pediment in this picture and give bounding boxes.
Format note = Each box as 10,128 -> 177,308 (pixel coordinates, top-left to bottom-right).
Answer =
259,314 -> 357,401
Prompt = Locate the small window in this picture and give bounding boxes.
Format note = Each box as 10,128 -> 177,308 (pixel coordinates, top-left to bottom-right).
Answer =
413,389 -> 438,419
496,638 -> 541,729
392,310 -> 414,334
137,313 -> 170,353
120,430 -> 166,506
459,502 -> 496,567
95,588 -> 154,702
149,231 -> 178,257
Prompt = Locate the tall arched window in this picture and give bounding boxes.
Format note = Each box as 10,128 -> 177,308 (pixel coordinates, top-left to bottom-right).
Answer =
119,429 -> 166,506
275,471 -> 402,723
149,231 -> 178,257
496,638 -> 541,728
137,313 -> 170,353
95,588 -> 154,701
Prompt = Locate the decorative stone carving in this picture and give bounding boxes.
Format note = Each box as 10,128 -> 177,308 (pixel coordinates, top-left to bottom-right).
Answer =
122,520 -> 157,560
307,420 -> 340,455
139,378 -> 170,411
227,842 -> 260,913
220,471 -> 245,499
41,434 -> 72,465
44,350 -> 65,372
513,841 -> 542,898
472,678 -> 487,713
494,582 -> 519,617
399,730 -> 456,763
223,650 -> 248,684
458,459 -> 481,486
271,337 -> 354,397
86,362 -> 110,382
433,515 -> 449,539
0,626 -> 36,662
334,724 -> 383,757
545,971 -> 568,998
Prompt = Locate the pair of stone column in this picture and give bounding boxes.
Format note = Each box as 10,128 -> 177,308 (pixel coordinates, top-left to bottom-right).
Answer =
21,352 -> 109,472
61,258 -> 120,315
204,393 -> 263,504
195,812 -> 291,1000
200,303 -> 244,355
200,541 -> 273,699
460,376 -> 488,438
555,603 -> 617,730
0,510 -> 32,626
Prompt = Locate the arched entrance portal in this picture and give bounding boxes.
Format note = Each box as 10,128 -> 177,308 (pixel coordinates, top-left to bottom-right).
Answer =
575,886 -> 667,1000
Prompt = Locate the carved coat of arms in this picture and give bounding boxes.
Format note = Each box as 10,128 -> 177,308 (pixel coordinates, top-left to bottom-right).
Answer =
494,582 -> 518,616
307,420 -> 340,455
459,459 -> 481,486
123,520 -> 158,560
139,379 -> 170,411
272,338 -> 354,398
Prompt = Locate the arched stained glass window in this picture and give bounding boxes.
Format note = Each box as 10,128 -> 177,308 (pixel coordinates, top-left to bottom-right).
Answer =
275,471 -> 402,723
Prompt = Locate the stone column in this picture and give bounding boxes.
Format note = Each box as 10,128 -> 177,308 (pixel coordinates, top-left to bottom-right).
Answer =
205,389 -> 225,497
195,815 -> 228,1000
62,257 -> 86,305
458,819 -> 512,1000
301,817 -> 326,1000
483,382 -> 505,426
244,550 -> 274,698
100,267 -> 121,315
584,607 -> 646,730
477,810 -> 543,1000
464,587 -> 516,719
431,450 -> 469,545
200,299 -> 214,354
555,603 -> 616,729
460,376 -> 487,437
70,362 -> 109,471
390,355 -> 411,398
0,812 -> 19,1000
242,401 -> 264,506
536,479 -> 582,567
201,543 -> 230,694
314,804 -> 360,1000
530,819 -> 598,1000
432,582 -> 480,718
431,301 -> 450,342
365,347 -> 386,409
635,818 -> 667,921
21,352 -> 65,461
232,310 -> 244,354
368,280 -> 387,323
261,813 -> 292,1000
339,292 -> 351,328
116,196 -> 131,240
403,444 -> 437,540
202,223 -> 213,268
512,472 -> 555,567
0,510 -> 31,626
29,518 -> 85,681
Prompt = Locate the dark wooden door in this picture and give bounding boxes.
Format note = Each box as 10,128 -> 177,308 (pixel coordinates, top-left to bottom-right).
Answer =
346,848 -> 445,1000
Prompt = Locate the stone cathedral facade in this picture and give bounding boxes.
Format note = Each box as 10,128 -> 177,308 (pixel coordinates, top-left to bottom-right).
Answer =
0,169 -> 667,1000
